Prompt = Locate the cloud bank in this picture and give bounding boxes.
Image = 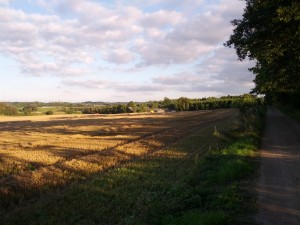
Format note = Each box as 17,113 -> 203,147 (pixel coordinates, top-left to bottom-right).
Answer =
0,0 -> 255,101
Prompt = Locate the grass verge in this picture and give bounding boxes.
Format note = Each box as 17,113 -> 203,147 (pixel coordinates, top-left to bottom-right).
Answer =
163,107 -> 265,225
1,107 -> 265,225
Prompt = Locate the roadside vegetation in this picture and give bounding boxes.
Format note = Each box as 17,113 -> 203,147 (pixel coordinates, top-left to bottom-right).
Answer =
0,103 -> 265,224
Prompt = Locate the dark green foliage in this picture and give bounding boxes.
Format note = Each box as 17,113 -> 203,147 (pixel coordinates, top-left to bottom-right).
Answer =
80,104 -> 127,114
62,107 -> 79,114
225,0 -> 300,108
147,101 -> 159,110
163,94 -> 262,112
127,101 -> 137,112
138,103 -> 146,112
175,97 -> 190,111
78,95 -> 263,115
22,104 -> 38,115
164,211 -> 229,225
45,110 -> 54,115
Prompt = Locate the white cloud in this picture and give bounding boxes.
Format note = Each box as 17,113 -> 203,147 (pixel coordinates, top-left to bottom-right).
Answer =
103,48 -> 135,64
61,46 -> 255,97
136,39 -> 214,66
2,7 -> 105,75
133,0 -> 242,66
0,0 -> 10,5
212,0 -> 246,21
141,10 -> 184,28
169,13 -> 231,45
62,79 -> 110,89
194,47 -> 255,94
149,46 -> 255,96
0,0 -> 253,101
153,72 -> 220,86
0,0 -> 245,74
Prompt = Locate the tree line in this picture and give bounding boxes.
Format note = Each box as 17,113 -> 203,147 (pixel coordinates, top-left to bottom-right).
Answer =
162,94 -> 261,111
80,94 -> 262,114
0,95 -> 263,116
225,0 -> 300,109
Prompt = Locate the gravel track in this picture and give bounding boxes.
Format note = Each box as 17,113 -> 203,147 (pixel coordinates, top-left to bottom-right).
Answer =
255,107 -> 300,225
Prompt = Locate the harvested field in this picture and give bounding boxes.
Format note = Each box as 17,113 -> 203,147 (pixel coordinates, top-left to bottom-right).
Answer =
0,109 -> 238,218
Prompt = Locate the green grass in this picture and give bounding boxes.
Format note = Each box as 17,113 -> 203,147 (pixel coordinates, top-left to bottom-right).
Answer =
1,107 -> 264,225
36,107 -> 62,113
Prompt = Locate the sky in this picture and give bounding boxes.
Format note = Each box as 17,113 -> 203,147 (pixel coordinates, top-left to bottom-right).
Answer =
0,0 -> 255,102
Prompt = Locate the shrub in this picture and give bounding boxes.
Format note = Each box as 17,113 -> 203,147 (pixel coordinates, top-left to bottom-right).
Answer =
45,110 -> 54,115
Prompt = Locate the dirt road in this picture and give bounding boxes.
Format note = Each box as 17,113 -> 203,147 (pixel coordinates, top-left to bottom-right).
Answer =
255,107 -> 300,225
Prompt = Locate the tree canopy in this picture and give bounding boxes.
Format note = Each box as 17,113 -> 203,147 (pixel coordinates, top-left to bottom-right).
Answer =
225,0 -> 300,107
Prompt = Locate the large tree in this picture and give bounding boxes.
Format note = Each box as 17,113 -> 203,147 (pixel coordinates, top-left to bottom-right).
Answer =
225,0 -> 300,106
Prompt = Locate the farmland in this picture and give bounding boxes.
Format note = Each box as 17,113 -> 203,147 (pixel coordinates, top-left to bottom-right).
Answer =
0,108 -> 261,224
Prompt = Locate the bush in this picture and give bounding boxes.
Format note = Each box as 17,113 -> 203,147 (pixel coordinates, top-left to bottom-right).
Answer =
45,110 -> 54,115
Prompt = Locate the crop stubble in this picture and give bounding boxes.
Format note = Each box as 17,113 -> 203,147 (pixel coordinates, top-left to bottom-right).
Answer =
0,109 -> 237,202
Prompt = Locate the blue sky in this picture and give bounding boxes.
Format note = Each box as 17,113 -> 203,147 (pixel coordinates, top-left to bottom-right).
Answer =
0,0 -> 255,102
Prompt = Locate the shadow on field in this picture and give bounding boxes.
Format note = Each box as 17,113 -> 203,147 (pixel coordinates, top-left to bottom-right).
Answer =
0,116 -> 166,134
0,135 -> 211,225
0,126 -> 179,216
0,109 -> 237,223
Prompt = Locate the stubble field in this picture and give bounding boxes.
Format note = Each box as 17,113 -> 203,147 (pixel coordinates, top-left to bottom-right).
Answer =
0,109 -> 242,224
